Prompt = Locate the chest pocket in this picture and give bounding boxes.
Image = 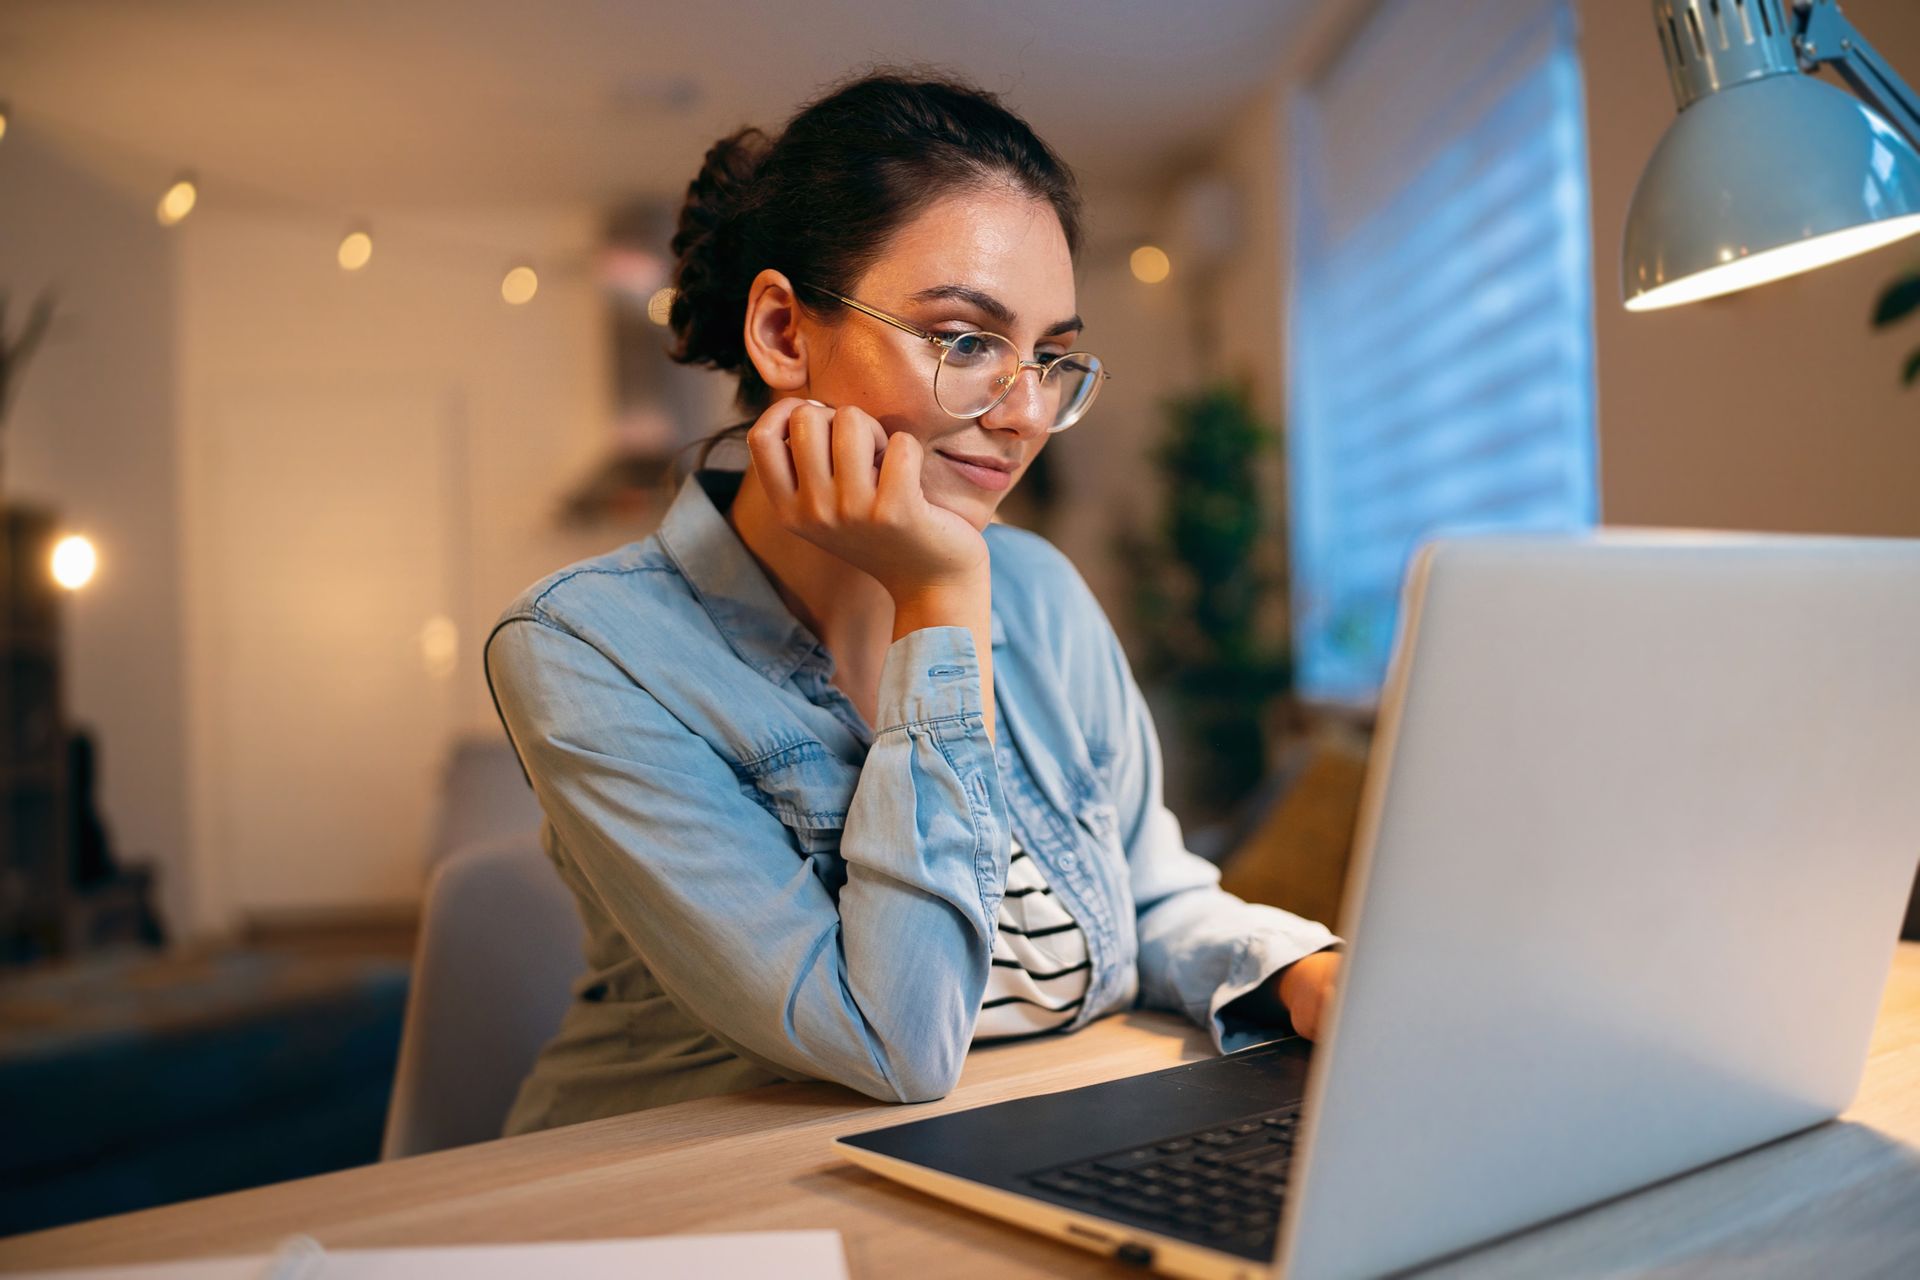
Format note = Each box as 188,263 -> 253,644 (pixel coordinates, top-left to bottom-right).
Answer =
737,741 -> 860,895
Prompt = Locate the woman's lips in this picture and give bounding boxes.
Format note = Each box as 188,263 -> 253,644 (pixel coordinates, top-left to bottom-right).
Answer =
935,448 -> 1014,492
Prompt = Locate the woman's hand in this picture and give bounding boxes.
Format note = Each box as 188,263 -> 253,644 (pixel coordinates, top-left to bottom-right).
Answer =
745,397 -> 989,602
1275,949 -> 1342,1042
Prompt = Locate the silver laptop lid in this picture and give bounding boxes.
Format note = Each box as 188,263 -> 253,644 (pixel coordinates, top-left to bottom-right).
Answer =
1277,531 -> 1920,1279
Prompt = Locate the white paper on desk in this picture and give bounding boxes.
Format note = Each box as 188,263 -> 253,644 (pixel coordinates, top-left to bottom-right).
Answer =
14,1230 -> 850,1280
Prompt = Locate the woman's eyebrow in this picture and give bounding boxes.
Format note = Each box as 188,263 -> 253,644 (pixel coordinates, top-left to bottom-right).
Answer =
906,283 -> 1084,338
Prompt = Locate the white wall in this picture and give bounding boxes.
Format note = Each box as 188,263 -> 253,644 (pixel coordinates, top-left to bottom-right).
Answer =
1039,185 -> 1202,629
0,130 -> 194,936
174,202 -> 620,931
4,125 -> 641,936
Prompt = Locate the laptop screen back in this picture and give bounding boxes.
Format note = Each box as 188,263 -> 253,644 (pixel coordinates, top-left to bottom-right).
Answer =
1278,532 -> 1920,1279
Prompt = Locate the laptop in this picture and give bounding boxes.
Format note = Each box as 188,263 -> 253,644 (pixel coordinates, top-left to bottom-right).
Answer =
833,530 -> 1920,1279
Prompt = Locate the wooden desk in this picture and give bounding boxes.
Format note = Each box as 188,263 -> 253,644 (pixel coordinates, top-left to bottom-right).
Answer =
6,944 -> 1918,1277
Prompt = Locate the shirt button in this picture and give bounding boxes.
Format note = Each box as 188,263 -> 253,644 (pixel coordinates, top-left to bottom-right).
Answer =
1059,853 -> 1078,869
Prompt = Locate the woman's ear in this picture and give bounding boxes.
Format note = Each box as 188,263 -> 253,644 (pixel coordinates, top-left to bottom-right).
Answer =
742,269 -> 811,396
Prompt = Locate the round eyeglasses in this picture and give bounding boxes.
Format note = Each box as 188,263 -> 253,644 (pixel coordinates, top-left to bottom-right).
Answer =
799,283 -> 1109,432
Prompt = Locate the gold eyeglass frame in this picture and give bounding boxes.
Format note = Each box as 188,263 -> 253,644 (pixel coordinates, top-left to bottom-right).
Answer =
798,282 -> 1110,432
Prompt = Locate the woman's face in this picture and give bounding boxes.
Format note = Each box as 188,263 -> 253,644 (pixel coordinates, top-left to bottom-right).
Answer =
794,186 -> 1080,531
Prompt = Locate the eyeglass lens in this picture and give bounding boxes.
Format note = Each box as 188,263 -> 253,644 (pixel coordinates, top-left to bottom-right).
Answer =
934,332 -> 1103,431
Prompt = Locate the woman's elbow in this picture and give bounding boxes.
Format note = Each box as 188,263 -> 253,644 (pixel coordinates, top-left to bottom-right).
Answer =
858,1045 -> 966,1105
810,996 -> 974,1103
887,1076 -> 957,1105
837,1075 -> 951,1106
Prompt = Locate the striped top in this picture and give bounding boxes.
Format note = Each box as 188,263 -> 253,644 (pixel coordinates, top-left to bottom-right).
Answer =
973,836 -> 1092,1043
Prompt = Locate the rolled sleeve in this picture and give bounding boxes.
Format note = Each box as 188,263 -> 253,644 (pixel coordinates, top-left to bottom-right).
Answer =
485,611 -> 1008,1105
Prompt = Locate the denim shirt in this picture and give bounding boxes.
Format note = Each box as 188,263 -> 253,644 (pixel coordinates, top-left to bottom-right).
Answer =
484,467 -> 1340,1134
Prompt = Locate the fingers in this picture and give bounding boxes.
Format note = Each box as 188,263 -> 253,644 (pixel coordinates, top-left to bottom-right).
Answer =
873,430 -> 924,527
829,405 -> 886,511
1276,951 -> 1338,1041
751,398 -> 890,530
744,397 -> 810,509
786,401 -> 836,523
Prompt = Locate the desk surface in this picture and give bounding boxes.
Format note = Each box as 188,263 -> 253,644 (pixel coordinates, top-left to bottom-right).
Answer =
5,943 -> 1918,1278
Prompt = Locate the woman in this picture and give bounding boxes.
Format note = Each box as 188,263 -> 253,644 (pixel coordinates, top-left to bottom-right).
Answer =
485,71 -> 1342,1136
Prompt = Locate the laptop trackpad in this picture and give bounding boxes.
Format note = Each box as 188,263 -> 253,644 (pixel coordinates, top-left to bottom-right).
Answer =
1169,1034 -> 1313,1098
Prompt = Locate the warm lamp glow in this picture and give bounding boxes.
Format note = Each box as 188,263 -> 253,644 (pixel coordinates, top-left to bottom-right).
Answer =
0,104 -> 10,143
501,265 -> 539,305
646,286 -> 676,326
51,535 -> 97,590
338,229 -> 374,271
156,177 -> 198,226
1130,245 -> 1172,284
1625,213 -> 1920,311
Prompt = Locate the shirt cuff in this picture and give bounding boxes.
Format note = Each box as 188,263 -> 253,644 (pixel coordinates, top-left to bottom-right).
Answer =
1209,933 -> 1345,1055
873,625 -> 987,735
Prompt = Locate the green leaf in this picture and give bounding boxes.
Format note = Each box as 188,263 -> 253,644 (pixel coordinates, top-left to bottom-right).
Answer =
1872,272 -> 1920,328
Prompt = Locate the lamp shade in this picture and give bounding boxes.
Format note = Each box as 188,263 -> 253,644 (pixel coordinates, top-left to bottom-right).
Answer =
1623,71 -> 1920,310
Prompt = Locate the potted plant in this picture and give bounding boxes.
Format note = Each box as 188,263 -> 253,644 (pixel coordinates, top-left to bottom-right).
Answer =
1871,265 -> 1920,388
1118,381 -> 1293,822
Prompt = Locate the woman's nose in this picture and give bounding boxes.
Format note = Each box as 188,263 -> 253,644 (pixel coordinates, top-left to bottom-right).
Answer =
981,364 -> 1050,438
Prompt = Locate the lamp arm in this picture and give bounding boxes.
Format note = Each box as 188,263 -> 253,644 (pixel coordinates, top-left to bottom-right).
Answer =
1794,0 -> 1920,147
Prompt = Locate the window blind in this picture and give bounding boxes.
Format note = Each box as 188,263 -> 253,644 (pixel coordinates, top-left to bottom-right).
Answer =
1287,0 -> 1598,704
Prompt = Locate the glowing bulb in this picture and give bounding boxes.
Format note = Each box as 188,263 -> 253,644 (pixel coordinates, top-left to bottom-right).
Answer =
1130,245 -> 1171,284
51,535 -> 97,590
646,286 -> 676,326
501,265 -> 538,305
156,176 -> 198,226
338,229 -> 373,271
0,103 -> 10,143
1625,214 -> 1920,311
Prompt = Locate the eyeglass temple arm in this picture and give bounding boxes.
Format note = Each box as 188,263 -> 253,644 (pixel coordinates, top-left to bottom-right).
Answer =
810,288 -> 946,346
804,283 -> 1109,377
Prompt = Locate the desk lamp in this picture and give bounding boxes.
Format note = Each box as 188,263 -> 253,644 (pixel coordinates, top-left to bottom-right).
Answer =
1624,0 -> 1920,310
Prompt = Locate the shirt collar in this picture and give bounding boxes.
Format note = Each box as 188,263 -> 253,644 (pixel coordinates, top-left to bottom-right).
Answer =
656,468 -> 1005,686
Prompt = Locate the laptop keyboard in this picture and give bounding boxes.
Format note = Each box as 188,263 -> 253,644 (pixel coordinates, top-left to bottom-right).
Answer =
1019,1103 -> 1301,1257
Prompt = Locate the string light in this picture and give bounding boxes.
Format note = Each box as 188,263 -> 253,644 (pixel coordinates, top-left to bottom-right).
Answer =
51,535 -> 98,591
646,286 -> 676,326
10,99 -> 587,299
338,227 -> 374,271
156,173 -> 198,226
501,265 -> 539,305
1130,245 -> 1171,284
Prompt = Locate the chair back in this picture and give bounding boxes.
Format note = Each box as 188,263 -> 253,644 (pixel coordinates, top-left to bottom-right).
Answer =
382,835 -> 581,1159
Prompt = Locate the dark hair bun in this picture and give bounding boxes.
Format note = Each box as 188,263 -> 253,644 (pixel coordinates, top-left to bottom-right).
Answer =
666,71 -> 1081,415
667,126 -> 771,374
